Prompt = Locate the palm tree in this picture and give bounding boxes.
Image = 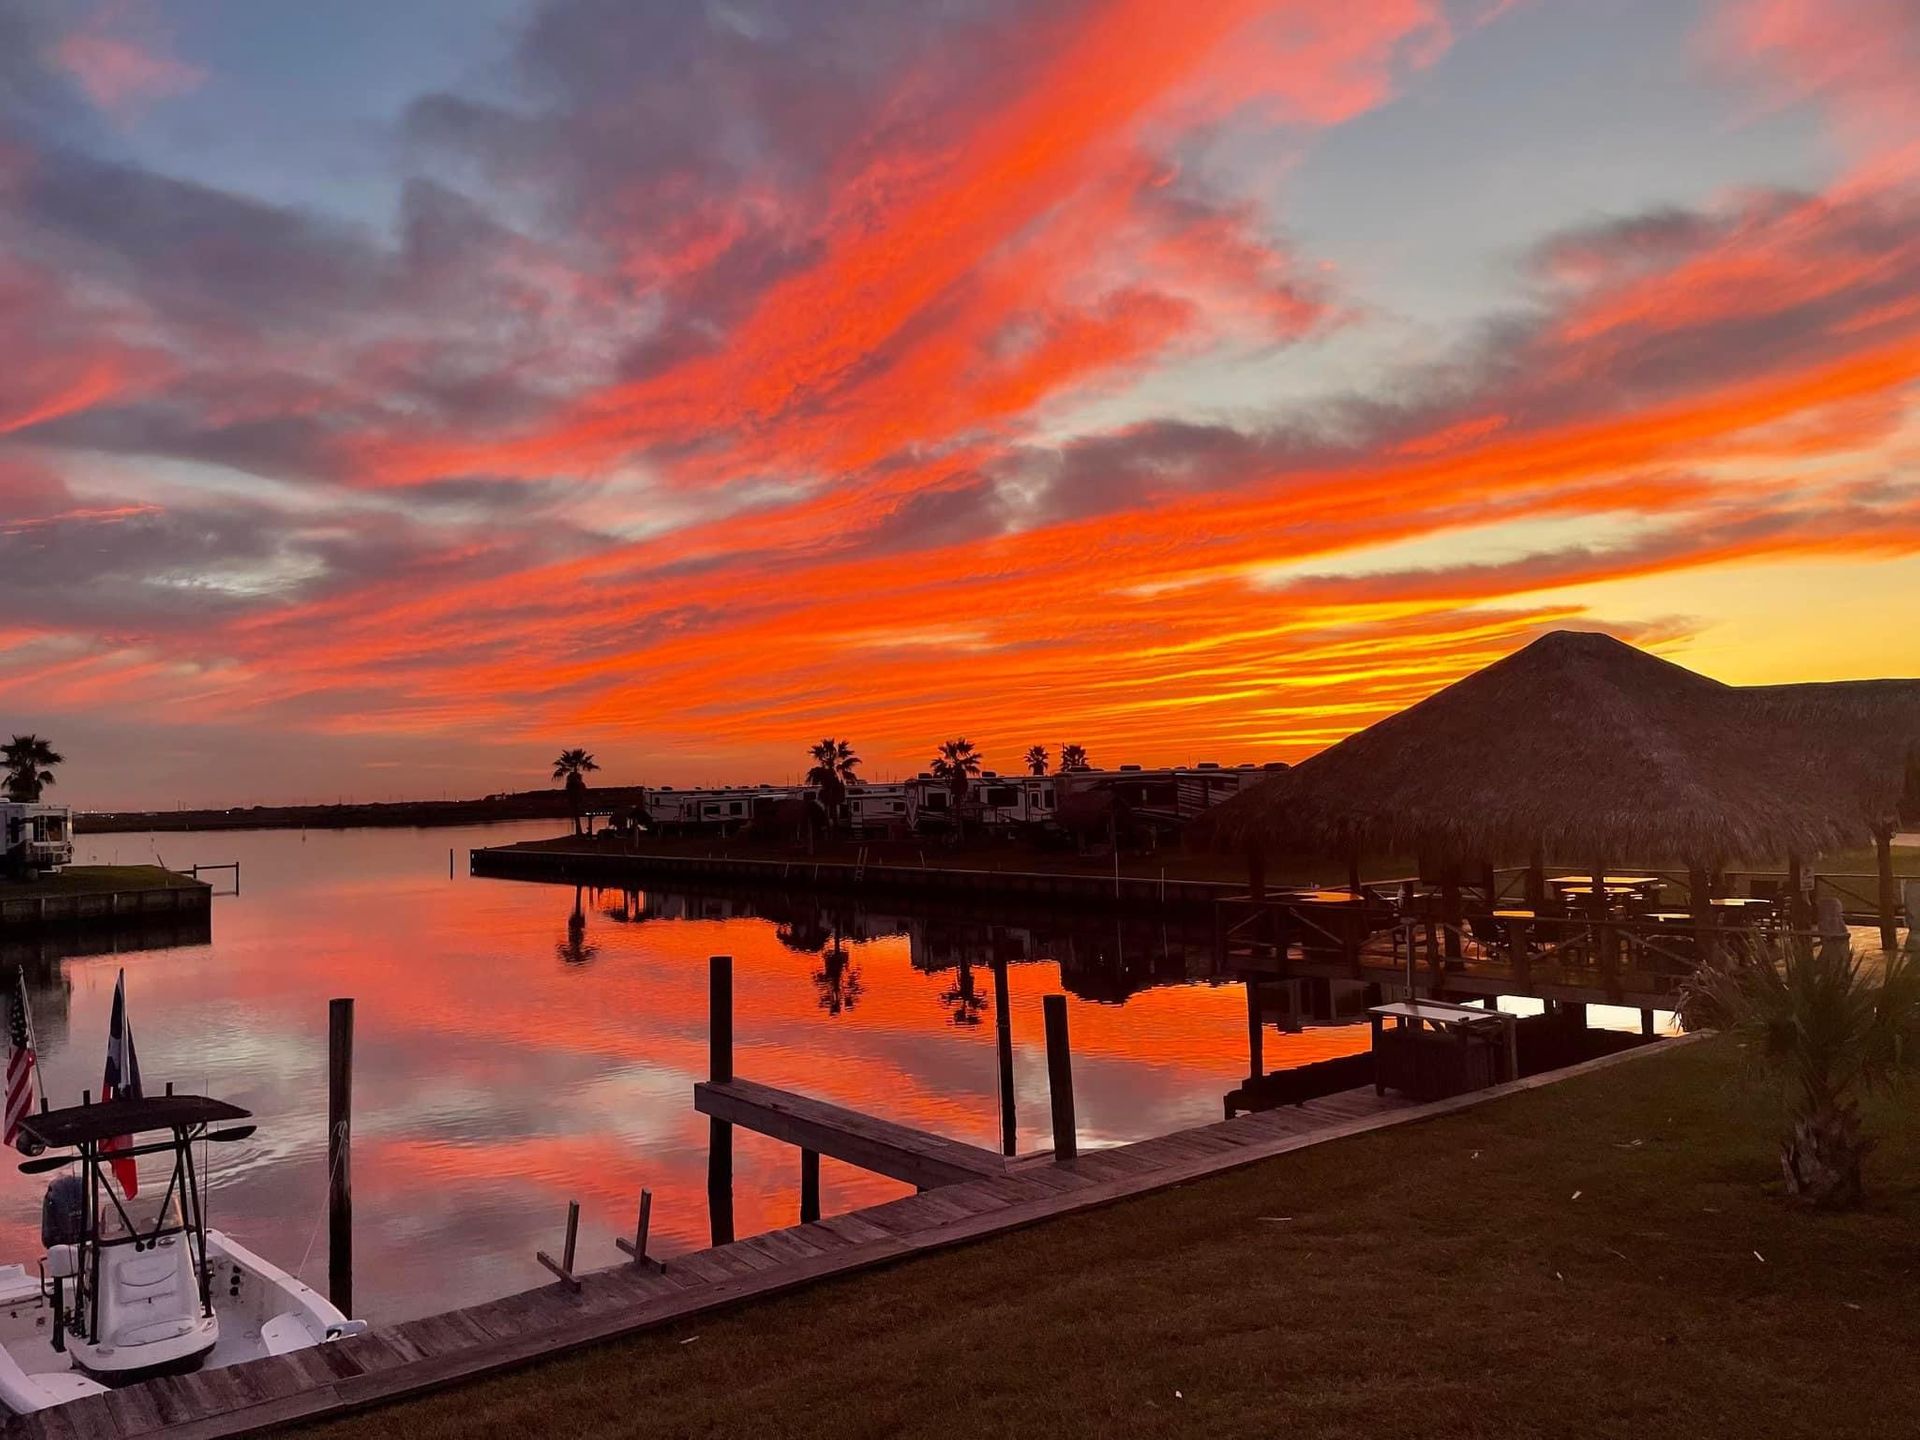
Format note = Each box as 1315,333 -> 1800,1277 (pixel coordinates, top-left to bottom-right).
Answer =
551,748 -> 599,835
2,735 -> 63,802
1689,934 -> 1920,1208
805,738 -> 861,838
556,886 -> 599,965
931,738 -> 981,802
1059,743 -> 1090,772
813,944 -> 864,1017
1024,745 -> 1049,776
931,738 -> 982,844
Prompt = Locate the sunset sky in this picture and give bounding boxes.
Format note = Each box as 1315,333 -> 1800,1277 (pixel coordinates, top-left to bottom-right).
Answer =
3,0 -> 1918,808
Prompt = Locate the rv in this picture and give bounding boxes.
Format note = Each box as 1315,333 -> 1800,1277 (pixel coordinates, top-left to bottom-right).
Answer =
641,785 -> 807,836
844,783 -> 910,837
1054,762 -> 1284,831
904,772 -> 1057,834
2,802 -> 72,877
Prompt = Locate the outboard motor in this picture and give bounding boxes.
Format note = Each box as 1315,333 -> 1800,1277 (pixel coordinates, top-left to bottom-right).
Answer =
41,1175 -> 86,1248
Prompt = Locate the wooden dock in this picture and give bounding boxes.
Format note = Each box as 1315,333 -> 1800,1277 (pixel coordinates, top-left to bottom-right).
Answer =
11,1038 -> 1693,1440
694,1077 -> 1009,1189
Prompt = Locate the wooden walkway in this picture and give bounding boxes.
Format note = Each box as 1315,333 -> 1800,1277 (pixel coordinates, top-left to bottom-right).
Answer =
12,1040 -> 1692,1440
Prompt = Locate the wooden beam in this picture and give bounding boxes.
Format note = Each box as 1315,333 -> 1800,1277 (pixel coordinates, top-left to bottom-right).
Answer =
693,1077 -> 1007,1189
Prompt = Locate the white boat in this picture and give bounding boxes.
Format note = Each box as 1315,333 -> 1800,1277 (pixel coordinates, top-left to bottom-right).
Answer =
0,1093 -> 365,1414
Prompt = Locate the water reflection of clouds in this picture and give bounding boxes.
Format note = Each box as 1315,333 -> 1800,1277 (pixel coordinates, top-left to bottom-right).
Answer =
10,823 -> 1353,1321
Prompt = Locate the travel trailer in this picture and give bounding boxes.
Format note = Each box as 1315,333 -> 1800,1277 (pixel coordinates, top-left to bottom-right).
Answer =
903,773 -> 1057,834
1,803 -> 72,877
641,786 -> 799,836
844,783 -> 909,837
1054,763 -> 1283,830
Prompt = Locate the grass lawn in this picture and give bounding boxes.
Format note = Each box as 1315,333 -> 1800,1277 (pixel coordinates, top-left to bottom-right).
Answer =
300,1038 -> 1919,1440
0,864 -> 198,897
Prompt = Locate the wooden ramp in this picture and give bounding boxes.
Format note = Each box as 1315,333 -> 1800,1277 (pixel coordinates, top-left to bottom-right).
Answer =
13,1040 -> 1696,1440
694,1077 -> 1009,1188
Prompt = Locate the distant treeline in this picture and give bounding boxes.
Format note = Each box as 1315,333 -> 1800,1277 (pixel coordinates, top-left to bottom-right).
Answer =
76,786 -> 654,835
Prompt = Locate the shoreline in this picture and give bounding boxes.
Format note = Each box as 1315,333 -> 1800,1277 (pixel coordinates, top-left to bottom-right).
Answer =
72,788 -> 649,835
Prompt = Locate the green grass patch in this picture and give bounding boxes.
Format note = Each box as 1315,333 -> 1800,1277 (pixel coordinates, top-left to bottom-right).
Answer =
300,1039 -> 1920,1440
0,864 -> 200,897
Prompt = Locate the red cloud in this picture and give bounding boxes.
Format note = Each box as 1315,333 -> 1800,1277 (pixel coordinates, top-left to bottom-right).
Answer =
50,5 -> 203,116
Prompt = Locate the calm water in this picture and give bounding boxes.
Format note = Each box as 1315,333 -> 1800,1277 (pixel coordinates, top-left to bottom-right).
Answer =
3,823 -> 1373,1322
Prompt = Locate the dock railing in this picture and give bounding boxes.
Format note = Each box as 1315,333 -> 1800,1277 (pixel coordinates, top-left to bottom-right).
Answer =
1214,887 -> 1866,1011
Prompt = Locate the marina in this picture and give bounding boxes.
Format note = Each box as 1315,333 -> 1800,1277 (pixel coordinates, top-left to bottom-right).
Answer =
5,1028 -> 1698,1440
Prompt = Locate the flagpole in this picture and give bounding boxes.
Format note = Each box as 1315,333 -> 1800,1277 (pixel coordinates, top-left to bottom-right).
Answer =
16,970 -> 45,1112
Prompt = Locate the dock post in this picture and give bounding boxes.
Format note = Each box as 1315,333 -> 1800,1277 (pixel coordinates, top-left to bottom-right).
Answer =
707,955 -> 735,1246
1043,994 -> 1076,1162
1244,975 -> 1265,1080
536,1201 -> 582,1291
799,1149 -> 820,1224
992,951 -> 1017,1157
327,997 -> 354,1317
615,1189 -> 663,1270
1639,1008 -> 1655,1037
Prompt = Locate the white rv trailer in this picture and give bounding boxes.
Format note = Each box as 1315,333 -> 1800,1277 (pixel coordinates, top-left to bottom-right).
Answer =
844,783 -> 910,837
903,772 -> 1056,833
641,785 -> 803,836
2,802 -> 73,876
1054,762 -> 1284,828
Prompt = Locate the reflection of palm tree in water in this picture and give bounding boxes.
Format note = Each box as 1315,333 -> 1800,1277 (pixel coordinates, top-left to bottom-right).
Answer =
557,886 -> 599,965
942,956 -> 987,1026
812,943 -> 864,1016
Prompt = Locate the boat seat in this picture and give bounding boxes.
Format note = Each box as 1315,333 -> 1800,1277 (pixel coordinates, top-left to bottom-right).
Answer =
0,1263 -> 42,1306
103,1240 -> 198,1347
260,1312 -> 315,1355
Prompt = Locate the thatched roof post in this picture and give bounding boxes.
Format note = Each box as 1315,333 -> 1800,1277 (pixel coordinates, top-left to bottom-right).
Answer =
1876,827 -> 1898,952
1590,860 -> 1618,982
1687,862 -> 1718,965
1525,846 -> 1546,911
1245,842 -> 1266,901
1440,867 -> 1463,960
1786,850 -> 1811,931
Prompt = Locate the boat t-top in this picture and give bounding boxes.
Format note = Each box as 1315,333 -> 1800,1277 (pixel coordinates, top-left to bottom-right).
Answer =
0,1091 -> 365,1414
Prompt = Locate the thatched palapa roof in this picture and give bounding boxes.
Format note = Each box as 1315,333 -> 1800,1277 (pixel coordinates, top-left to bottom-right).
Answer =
1201,630 -> 1918,866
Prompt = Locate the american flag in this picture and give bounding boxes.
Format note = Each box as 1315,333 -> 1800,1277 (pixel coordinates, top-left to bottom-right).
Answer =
102,969 -> 142,1197
4,970 -> 40,1154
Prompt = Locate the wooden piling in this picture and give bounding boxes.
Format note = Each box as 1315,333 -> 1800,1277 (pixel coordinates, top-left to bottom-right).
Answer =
707,955 -> 735,1246
991,952 -> 1016,1157
1042,994 -> 1076,1162
799,1149 -> 820,1224
1244,975 -> 1264,1080
327,997 -> 353,1318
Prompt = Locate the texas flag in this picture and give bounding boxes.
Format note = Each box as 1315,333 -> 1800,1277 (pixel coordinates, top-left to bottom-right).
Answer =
102,970 -> 142,1197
